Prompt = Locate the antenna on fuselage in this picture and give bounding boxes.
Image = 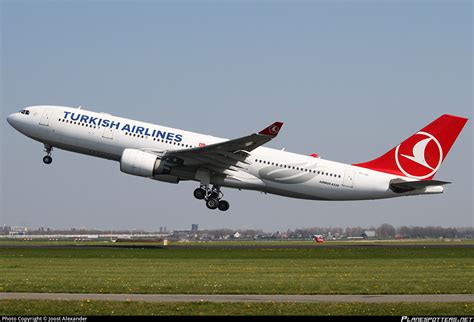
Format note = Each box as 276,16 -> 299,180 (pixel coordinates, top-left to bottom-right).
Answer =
77,106 -> 82,109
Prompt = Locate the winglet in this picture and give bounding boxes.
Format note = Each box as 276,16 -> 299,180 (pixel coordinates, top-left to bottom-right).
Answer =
259,122 -> 284,137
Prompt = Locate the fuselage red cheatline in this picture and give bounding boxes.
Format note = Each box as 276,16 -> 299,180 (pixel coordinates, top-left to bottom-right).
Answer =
7,106 -> 468,211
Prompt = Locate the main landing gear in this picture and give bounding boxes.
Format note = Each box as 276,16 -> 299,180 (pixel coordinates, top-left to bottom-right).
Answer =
43,144 -> 53,165
193,185 -> 230,211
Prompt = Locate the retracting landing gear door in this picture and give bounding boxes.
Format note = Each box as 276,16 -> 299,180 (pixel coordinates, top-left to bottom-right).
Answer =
39,110 -> 52,126
342,168 -> 355,188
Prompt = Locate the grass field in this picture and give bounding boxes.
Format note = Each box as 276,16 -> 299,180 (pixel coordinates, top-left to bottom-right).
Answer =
0,242 -> 472,295
1,300 -> 472,316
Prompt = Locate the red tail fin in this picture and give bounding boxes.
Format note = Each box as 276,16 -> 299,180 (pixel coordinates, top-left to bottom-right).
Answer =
353,114 -> 468,180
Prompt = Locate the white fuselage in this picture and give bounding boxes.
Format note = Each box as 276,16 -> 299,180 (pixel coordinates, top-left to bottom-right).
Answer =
7,106 -> 443,201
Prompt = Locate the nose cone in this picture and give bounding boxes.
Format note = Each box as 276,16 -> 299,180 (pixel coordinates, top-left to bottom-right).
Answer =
7,113 -> 16,127
7,112 -> 23,131
7,111 -> 31,135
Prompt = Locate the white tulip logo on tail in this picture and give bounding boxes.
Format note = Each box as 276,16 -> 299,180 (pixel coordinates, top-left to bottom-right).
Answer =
269,125 -> 280,135
395,131 -> 443,179
401,138 -> 435,170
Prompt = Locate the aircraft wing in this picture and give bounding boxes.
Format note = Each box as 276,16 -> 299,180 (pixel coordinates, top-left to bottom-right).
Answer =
175,121 -> 283,155
145,121 -> 283,173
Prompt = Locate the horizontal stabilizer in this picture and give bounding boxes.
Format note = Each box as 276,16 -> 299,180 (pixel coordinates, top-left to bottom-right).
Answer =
389,179 -> 450,193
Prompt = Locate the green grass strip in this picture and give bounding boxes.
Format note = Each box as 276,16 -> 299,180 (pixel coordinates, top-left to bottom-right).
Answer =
1,300 -> 473,316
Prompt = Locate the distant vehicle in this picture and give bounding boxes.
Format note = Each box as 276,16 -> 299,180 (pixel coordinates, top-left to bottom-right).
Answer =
313,235 -> 325,243
7,106 -> 468,211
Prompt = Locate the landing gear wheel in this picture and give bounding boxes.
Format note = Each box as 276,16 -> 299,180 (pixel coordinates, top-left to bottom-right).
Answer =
43,144 -> 53,165
218,200 -> 230,212
43,155 -> 52,164
206,198 -> 219,210
193,188 -> 206,200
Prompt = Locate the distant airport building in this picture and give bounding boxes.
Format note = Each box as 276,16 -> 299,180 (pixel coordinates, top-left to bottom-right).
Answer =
362,230 -> 376,239
191,224 -> 198,231
1,225 -> 12,235
9,226 -> 28,236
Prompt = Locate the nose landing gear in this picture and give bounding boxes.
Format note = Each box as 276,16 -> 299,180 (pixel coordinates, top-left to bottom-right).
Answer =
193,185 -> 230,211
43,145 -> 53,164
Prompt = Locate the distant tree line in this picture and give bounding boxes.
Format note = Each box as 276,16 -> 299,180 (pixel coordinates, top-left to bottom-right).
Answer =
283,224 -> 473,239
1,224 -> 472,240
196,225 -> 473,240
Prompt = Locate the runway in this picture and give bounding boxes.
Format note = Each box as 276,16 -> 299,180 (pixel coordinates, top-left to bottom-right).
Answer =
2,243 -> 473,250
1,293 -> 472,303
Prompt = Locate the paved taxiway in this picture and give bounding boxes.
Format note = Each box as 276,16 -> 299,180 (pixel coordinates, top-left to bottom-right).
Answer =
2,244 -> 473,250
1,293 -> 472,303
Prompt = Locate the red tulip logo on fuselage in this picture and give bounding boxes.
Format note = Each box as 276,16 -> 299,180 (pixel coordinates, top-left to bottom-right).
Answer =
394,131 -> 443,179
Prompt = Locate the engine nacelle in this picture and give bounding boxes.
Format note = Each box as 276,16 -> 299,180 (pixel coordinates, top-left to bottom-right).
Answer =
120,148 -> 182,178
154,175 -> 180,184
120,149 -> 159,177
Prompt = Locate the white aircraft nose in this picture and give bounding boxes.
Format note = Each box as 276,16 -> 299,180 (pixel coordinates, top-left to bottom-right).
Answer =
7,113 -> 16,127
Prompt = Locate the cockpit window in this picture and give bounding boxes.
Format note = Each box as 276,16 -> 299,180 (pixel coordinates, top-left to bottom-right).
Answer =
20,109 -> 30,115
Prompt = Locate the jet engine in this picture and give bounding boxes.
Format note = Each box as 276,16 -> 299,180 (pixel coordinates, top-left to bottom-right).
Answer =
120,148 -> 177,178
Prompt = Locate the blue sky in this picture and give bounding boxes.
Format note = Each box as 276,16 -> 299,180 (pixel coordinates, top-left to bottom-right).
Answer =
1,1 -> 472,231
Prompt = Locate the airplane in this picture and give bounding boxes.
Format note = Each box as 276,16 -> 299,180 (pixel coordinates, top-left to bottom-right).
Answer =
6,106 -> 468,212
